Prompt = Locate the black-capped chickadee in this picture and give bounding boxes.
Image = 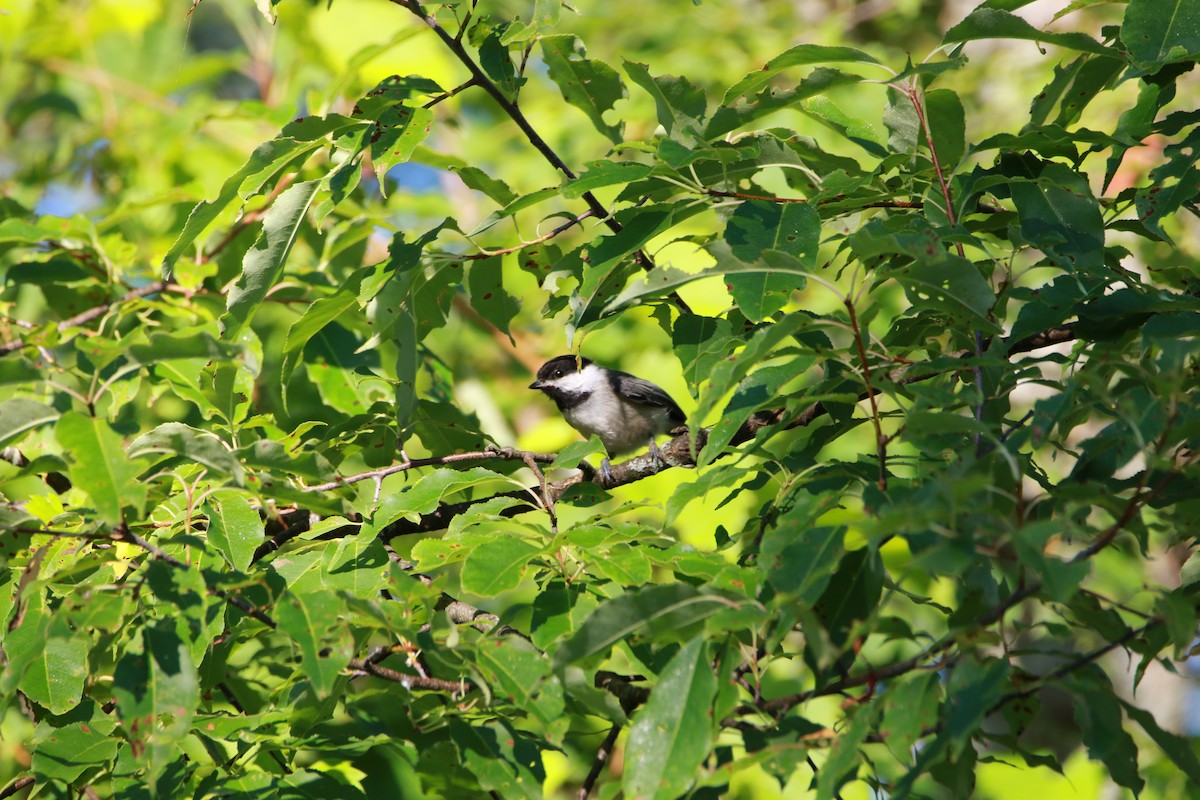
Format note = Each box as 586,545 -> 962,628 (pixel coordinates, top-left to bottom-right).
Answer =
529,354 -> 686,483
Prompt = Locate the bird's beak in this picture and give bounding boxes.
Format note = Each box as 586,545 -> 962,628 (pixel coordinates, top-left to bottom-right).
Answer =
529,380 -> 544,390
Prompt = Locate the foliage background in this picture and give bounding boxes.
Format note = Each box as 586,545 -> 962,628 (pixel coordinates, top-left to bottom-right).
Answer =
1,0 -> 1199,798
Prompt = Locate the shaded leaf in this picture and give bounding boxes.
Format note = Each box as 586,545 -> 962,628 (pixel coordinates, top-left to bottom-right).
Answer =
623,637 -> 716,800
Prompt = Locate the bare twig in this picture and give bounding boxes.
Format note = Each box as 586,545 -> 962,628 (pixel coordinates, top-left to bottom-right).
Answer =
578,724 -> 622,800
348,657 -> 472,697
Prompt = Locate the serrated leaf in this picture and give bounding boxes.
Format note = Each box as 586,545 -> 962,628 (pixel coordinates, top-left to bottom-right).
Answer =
276,589 -> 353,698
623,61 -> 706,138
1005,157 -> 1104,273
1122,700 -> 1200,784
203,490 -> 262,571
451,720 -> 545,799
460,536 -> 542,596
1070,667 -> 1144,795
55,412 -> 146,525
541,35 -> 626,144
373,467 -> 507,528
467,256 -> 521,335
815,705 -> 873,800
220,179 -> 320,339
888,257 -> 999,331
553,584 -> 740,668
474,638 -> 565,728
623,637 -> 715,800
572,201 -> 703,330
761,525 -> 845,602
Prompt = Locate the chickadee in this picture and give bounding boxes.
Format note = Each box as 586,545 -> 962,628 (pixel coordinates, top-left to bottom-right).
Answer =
529,354 -> 686,482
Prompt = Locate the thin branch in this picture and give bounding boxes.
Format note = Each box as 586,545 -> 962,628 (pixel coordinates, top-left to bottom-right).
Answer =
117,526 -> 277,629
348,657 -> 472,697
303,446 -> 560,493
0,280 -> 168,356
846,298 -> 887,490
0,777 -> 34,800
386,0 -> 690,310
198,173 -> 297,265
459,209 -> 597,259
578,724 -> 621,800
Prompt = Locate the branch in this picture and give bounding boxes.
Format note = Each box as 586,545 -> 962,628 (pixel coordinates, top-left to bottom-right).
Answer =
116,525 -> 277,629
302,446 -> 561,493
348,657 -> 473,697
0,280 -> 168,356
0,776 -> 34,800
578,724 -> 621,800
386,0 -> 690,310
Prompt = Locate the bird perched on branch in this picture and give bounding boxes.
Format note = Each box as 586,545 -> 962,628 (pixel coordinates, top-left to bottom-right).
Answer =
529,354 -> 686,483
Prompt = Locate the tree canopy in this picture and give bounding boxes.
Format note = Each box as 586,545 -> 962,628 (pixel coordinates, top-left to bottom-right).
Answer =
1,0 -> 1200,798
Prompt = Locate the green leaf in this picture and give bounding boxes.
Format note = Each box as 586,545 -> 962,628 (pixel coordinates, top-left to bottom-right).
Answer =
474,638 -> 565,729
881,672 -> 941,763
370,105 -> 434,187
451,720 -> 545,799
926,88 -> 966,169
161,137 -> 324,279
943,658 -> 1008,755
129,422 -> 244,483
623,637 -> 716,800
1122,700 -> 1200,785
467,256 -> 521,335
623,61 -> 706,138
112,622 -> 200,783
719,44 -> 885,106
203,490 -> 262,571
944,9 -> 1116,55
13,612 -> 87,715
572,201 -> 704,329
553,584 -> 741,668
276,589 -> 353,698
707,67 -> 864,140
815,704 -> 873,800
373,467 -> 508,528
30,721 -> 119,783
1005,157 -> 1105,273
55,412 -> 146,525
760,525 -> 845,602
1069,667 -> 1144,795
887,257 -> 999,331
1122,0 -> 1200,68
541,35 -> 625,144
723,200 -> 819,321
0,397 -> 59,448
220,179 -> 320,339
281,272 -> 365,388
460,535 -> 542,596
562,160 -> 653,199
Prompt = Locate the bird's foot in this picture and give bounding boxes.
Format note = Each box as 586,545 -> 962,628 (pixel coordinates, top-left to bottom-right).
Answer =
599,457 -> 614,486
647,438 -> 668,467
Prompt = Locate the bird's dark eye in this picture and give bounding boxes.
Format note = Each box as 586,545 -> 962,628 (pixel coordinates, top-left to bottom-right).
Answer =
553,369 -> 563,378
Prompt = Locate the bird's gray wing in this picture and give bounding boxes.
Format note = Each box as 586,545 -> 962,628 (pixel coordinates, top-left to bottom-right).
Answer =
609,371 -> 686,425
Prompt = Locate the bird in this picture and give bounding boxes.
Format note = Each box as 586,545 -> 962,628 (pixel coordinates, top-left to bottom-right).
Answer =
529,354 -> 686,483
